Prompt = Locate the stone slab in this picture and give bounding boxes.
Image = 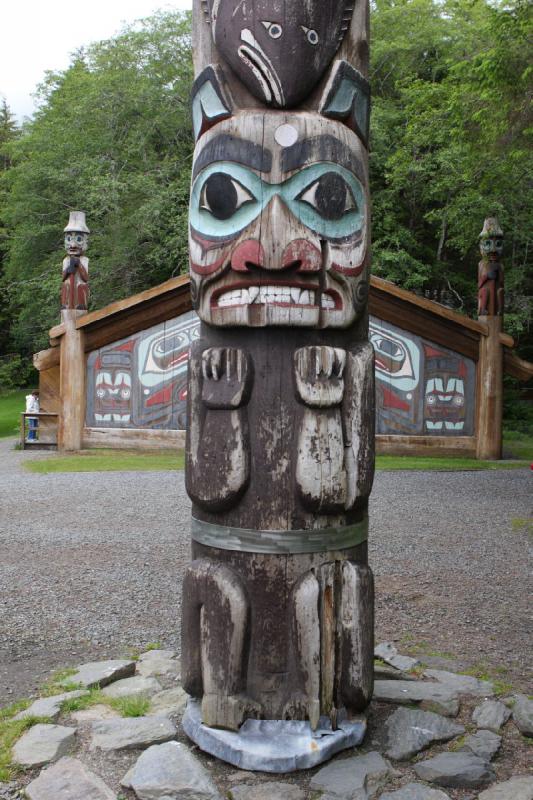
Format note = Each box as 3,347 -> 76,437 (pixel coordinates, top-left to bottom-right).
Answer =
472,700 -> 511,731
380,784 -> 451,800
414,752 -> 495,788
229,783 -> 306,800
121,741 -> 221,799
136,657 -> 181,679
139,649 -> 176,661
12,724 -> 76,768
70,705 -> 120,723
310,750 -> 395,798
148,687 -> 188,717
101,676 -> 162,699
69,660 -> 136,688
512,694 -> 533,736
478,775 -> 533,800
90,715 -> 176,751
374,680 -> 460,716
25,757 -> 116,800
183,698 -> 366,773
384,707 -> 464,760
14,691 -> 87,722
424,669 -> 494,697
375,642 -> 420,672
459,729 -> 501,761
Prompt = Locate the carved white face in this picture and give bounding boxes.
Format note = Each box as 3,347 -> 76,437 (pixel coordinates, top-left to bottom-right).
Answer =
189,112 -> 369,329
64,232 -> 89,256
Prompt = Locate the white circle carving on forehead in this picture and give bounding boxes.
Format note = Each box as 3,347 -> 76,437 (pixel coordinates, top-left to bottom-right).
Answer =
275,124 -> 298,148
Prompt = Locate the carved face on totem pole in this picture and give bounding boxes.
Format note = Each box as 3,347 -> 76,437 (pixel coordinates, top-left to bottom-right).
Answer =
204,0 -> 355,108
64,231 -> 89,257
479,217 -> 504,262
189,112 -> 369,328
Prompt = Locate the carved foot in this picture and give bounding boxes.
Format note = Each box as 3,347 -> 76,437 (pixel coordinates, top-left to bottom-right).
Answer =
202,693 -> 261,731
283,694 -> 321,731
202,347 -> 252,409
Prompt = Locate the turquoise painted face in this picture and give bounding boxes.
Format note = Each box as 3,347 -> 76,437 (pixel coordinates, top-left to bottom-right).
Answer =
190,162 -> 364,242
189,112 -> 369,329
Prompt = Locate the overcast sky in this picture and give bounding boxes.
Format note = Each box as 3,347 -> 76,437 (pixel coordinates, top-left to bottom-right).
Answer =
1,0 -> 192,122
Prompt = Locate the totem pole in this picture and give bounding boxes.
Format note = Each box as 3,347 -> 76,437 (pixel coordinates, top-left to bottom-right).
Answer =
61,211 -> 90,314
478,217 -> 504,318
58,211 -> 89,451
477,217 -> 505,459
182,0 -> 375,769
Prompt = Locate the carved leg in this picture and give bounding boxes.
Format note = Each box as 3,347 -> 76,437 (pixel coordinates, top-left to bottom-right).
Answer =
186,346 -> 253,511
181,558 -> 260,730
294,346 -> 347,512
285,571 -> 321,729
343,342 -> 375,509
338,561 -> 374,712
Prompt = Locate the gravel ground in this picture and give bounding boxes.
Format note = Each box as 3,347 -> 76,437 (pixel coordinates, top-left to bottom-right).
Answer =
0,437 -> 531,707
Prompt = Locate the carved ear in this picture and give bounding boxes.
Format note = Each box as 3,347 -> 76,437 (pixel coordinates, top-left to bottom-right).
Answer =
320,60 -> 370,149
191,65 -> 233,142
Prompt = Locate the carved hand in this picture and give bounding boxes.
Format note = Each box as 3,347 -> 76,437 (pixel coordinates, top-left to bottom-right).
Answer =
201,348 -> 252,409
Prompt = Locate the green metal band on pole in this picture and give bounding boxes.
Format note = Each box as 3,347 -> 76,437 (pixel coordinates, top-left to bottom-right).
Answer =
191,515 -> 368,555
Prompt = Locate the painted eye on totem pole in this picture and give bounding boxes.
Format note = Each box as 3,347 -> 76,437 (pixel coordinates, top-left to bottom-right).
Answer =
261,21 -> 283,39
301,26 -> 319,45
298,173 -> 357,221
199,172 -> 255,221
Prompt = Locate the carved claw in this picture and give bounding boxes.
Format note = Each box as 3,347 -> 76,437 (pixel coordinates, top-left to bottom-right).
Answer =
294,346 -> 346,407
202,348 -> 252,409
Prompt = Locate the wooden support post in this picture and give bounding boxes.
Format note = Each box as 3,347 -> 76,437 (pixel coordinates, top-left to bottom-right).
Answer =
58,311 -> 86,452
476,217 -> 505,460
477,316 -> 503,460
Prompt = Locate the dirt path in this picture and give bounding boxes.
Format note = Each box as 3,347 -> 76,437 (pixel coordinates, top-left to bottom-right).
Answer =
1,437 -> 531,706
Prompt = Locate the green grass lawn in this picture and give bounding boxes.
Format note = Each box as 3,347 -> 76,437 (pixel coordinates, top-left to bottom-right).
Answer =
503,430 -> 533,461
0,390 -> 27,438
24,447 -> 529,474
26,448 -> 185,474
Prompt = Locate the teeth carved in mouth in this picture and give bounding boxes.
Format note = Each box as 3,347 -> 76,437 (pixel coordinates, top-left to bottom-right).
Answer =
215,286 -> 336,309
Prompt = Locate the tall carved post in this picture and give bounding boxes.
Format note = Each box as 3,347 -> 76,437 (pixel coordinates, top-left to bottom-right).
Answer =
58,211 -> 89,452
477,217 -> 504,460
182,1 -> 375,770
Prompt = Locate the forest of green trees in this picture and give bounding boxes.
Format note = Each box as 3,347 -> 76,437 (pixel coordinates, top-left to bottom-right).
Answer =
0,0 -> 531,388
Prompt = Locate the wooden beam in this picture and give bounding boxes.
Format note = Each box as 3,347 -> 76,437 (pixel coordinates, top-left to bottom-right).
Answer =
476,316 -> 503,459
58,313 -> 86,452
83,427 -> 186,450
504,350 -> 533,382
376,434 -> 477,457
33,348 -> 60,371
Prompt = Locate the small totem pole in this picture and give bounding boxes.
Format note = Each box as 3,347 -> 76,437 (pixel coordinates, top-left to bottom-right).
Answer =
478,217 -> 504,317
61,211 -> 90,314
182,0 -> 375,768
476,217 -> 505,460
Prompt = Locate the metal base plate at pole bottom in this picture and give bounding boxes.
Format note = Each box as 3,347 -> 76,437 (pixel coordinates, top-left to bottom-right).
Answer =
182,698 -> 367,773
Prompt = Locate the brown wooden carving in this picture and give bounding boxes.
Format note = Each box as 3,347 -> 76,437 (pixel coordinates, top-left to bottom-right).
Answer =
60,211 -> 90,312
182,0 -> 374,734
478,217 -> 504,317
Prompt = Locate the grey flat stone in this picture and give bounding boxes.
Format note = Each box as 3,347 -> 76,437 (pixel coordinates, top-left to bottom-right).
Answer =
121,741 -> 221,799
512,693 -> 533,736
374,680 -> 460,717
139,649 -> 176,661
375,642 -> 420,672
424,669 -> 494,697
459,729 -> 501,760
71,704 -> 120,723
374,665 -> 416,681
183,698 -> 366,773
70,659 -> 136,688
101,676 -> 162,699
384,707 -> 464,760
90,715 -> 176,751
310,751 -> 394,798
229,782 -> 305,800
12,724 -> 76,768
478,775 -> 533,800
148,687 -> 188,717
136,657 -> 181,679
14,691 -> 88,721
25,757 -> 116,800
380,784 -> 451,800
472,700 -> 511,731
414,752 -> 495,788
